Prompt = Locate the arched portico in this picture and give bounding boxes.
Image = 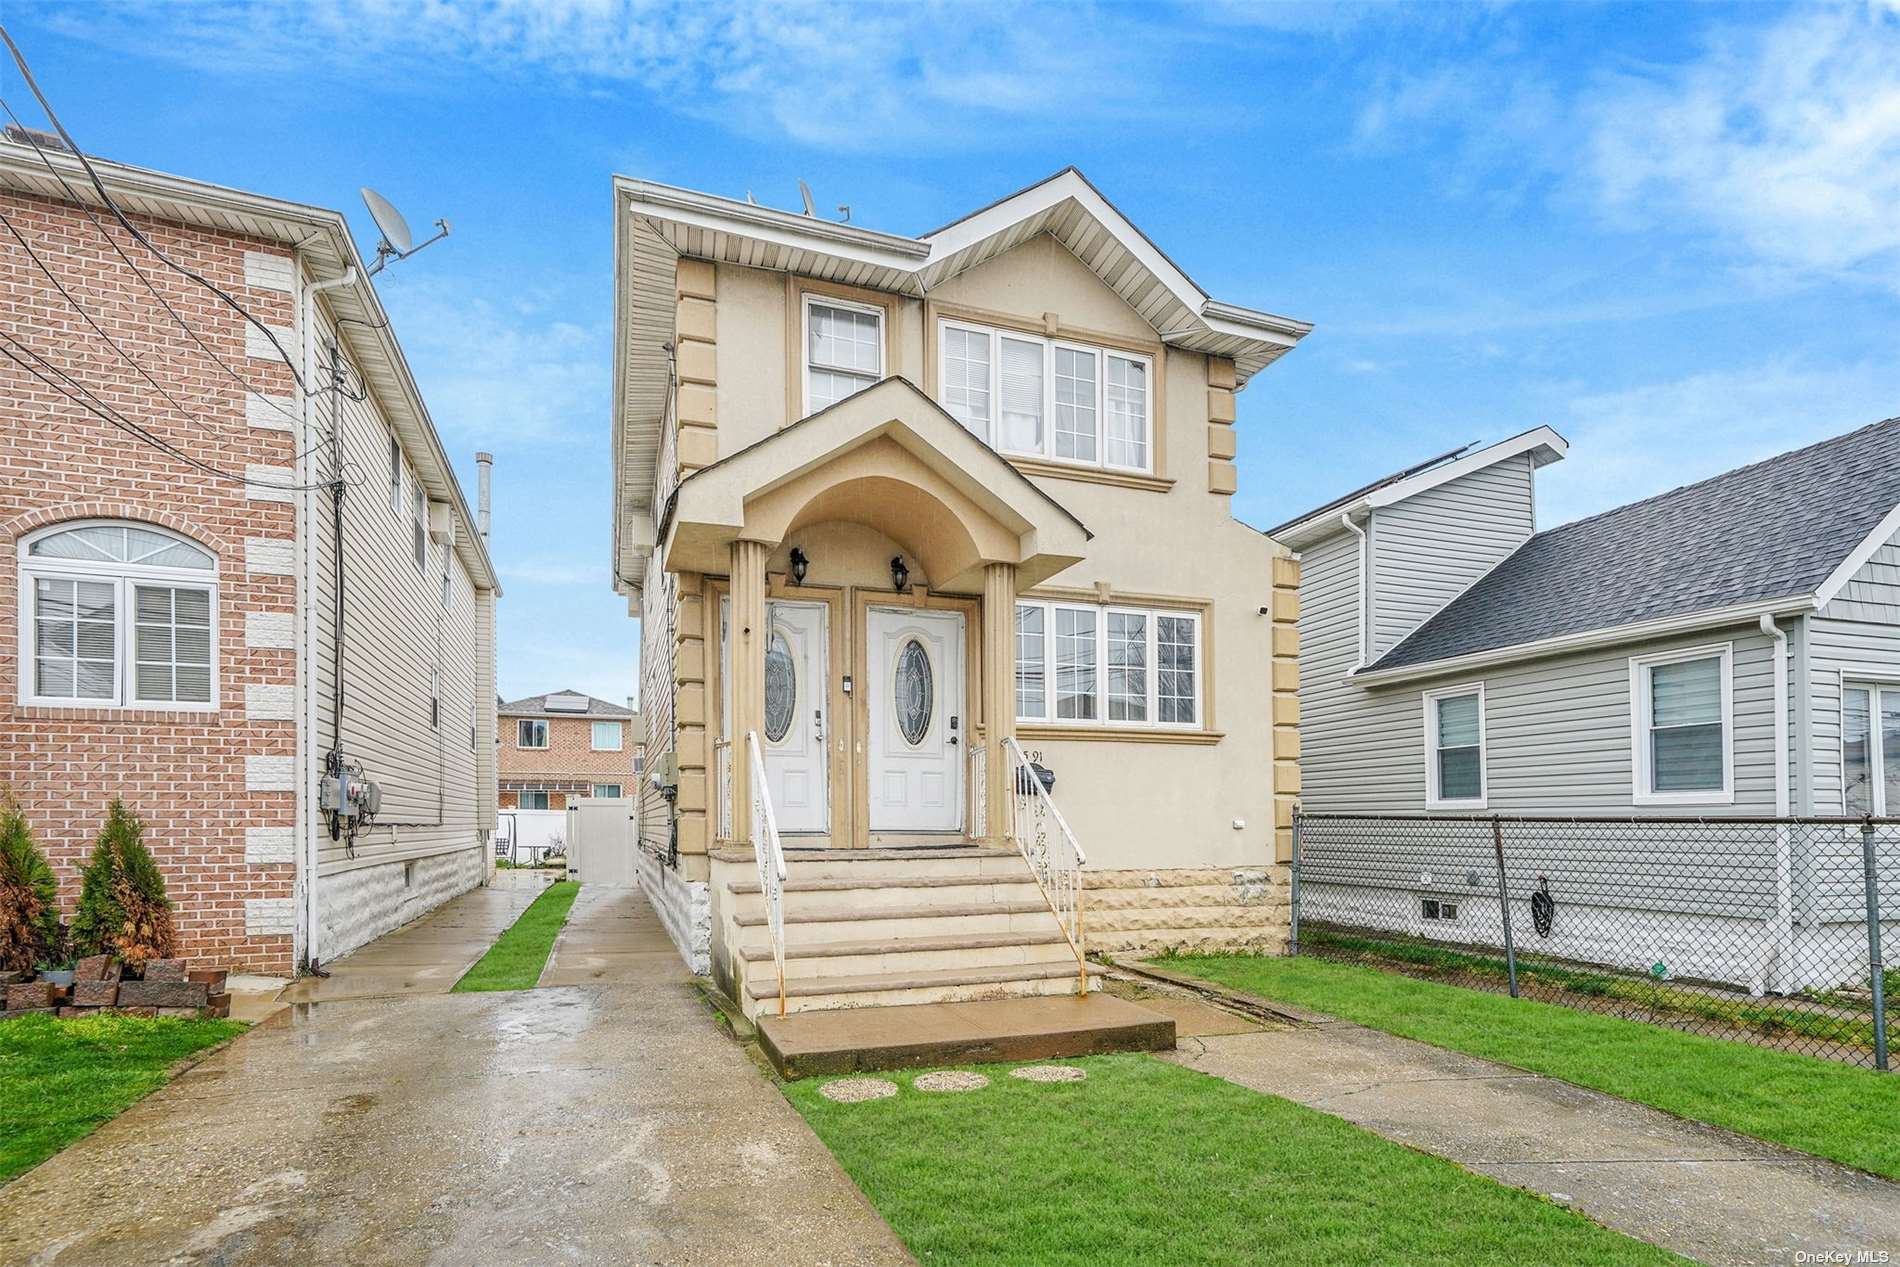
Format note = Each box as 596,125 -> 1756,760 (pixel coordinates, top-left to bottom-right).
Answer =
663,379 -> 1089,848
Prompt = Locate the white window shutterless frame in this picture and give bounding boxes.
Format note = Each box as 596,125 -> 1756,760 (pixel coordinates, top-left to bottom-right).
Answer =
1015,600 -> 1200,730
937,319 -> 1154,475
1423,684 -> 1486,809
1630,644 -> 1734,805
1843,682 -> 1900,816
803,295 -> 883,415
18,521 -> 219,712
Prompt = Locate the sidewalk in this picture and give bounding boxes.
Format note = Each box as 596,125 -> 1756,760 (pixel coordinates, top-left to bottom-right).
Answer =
1162,1013 -> 1900,1266
537,881 -> 680,987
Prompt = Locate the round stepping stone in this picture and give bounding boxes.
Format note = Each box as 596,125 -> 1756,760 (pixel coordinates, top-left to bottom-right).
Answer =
818,1078 -> 897,1103
913,1070 -> 990,1093
1009,1064 -> 1087,1083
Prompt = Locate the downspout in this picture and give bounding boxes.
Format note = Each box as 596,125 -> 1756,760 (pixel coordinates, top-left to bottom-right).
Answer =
299,265 -> 357,975
1760,612 -> 1793,994
1341,513 -> 1368,670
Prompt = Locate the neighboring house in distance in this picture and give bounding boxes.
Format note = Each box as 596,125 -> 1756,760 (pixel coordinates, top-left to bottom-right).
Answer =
497,690 -> 645,808
610,167 -> 1307,1013
1276,416 -> 1900,989
0,137 -> 500,975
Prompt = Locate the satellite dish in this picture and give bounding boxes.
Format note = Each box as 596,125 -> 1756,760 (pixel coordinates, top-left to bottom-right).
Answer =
361,187 -> 414,254
360,187 -> 451,276
797,180 -> 816,217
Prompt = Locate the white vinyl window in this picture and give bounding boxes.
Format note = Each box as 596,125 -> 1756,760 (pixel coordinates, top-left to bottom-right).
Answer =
591,783 -> 623,799
517,718 -> 549,749
1421,897 -> 1461,922
1016,600 -> 1200,730
804,296 -> 882,414
938,319 -> 1154,474
1843,682 -> 1900,816
519,789 -> 551,810
591,720 -> 624,751
1630,645 -> 1734,804
410,477 -> 427,573
19,521 -> 218,711
1424,685 -> 1486,809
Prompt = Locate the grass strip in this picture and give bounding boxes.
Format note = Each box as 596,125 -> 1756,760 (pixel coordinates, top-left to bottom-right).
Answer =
786,1054 -> 1682,1267
1160,952 -> 1900,1182
451,880 -> 580,992
0,1011 -> 244,1182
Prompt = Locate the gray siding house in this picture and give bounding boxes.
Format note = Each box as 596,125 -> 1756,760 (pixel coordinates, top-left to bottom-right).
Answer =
1276,417 -> 1900,992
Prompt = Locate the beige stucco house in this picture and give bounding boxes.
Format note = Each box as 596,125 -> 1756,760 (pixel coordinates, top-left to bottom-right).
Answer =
611,169 -> 1306,1017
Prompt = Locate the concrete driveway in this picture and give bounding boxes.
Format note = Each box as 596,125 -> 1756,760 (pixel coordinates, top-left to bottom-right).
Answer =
0,885 -> 912,1267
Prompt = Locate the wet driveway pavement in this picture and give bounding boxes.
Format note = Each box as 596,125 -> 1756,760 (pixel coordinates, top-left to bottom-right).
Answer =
0,887 -> 912,1267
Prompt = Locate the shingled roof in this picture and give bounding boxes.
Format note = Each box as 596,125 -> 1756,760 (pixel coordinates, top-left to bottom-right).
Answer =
1368,416 -> 1900,673
498,691 -> 635,719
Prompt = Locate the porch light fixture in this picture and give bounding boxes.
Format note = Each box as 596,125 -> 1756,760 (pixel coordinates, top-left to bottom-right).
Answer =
890,555 -> 910,592
789,546 -> 809,586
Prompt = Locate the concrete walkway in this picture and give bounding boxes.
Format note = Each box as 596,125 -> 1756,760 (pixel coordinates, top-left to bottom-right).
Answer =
0,885 -> 912,1267
1163,1015 -> 1900,1266
538,882 -> 680,987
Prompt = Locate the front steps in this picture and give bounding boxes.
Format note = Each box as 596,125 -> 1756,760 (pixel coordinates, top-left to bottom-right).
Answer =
711,847 -> 1097,1019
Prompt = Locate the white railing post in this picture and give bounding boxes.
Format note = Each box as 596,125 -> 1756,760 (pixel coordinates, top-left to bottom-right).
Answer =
969,742 -> 988,842
745,731 -> 788,1017
1002,738 -> 1089,994
712,738 -> 733,843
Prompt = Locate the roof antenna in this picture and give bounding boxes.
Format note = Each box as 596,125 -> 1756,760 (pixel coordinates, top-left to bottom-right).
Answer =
797,179 -> 817,217
745,190 -> 757,205
836,204 -> 851,223
360,188 -> 450,276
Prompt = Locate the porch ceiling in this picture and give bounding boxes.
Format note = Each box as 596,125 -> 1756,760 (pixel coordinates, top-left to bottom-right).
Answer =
663,377 -> 1090,592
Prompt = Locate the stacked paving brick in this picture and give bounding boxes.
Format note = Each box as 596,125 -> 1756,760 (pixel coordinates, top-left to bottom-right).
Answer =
0,957 -> 230,1020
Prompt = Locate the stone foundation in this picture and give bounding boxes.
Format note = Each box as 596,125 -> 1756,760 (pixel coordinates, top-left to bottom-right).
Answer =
638,848 -> 711,974
1084,865 -> 1289,956
317,845 -> 487,963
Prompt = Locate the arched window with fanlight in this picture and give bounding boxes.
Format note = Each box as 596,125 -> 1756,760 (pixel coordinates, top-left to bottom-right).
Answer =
18,521 -> 219,710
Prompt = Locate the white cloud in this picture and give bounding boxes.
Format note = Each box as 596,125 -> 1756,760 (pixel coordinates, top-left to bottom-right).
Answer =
1536,358 -> 1900,527
1584,3 -> 1900,292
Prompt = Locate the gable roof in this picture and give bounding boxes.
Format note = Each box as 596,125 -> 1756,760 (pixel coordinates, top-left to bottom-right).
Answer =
1270,426 -> 1568,548
499,691 -> 634,719
612,167 -> 1312,590
1361,416 -> 1900,679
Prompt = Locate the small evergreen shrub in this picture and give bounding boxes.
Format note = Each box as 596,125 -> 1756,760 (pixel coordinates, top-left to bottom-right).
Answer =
70,800 -> 177,967
0,794 -> 61,975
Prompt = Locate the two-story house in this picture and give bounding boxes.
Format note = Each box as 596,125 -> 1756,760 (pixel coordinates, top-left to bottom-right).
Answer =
611,169 -> 1307,1015
497,690 -> 644,808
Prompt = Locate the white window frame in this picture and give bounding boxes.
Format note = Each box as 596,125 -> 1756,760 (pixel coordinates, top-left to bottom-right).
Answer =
591,720 -> 624,751
1629,643 -> 1735,806
1840,675 -> 1900,815
1423,683 -> 1487,810
936,318 -> 1154,475
591,782 -> 623,799
410,475 -> 427,573
519,789 -> 551,810
1014,599 -> 1201,731
517,718 -> 549,749
17,521 -> 221,713
1420,896 -> 1461,922
802,294 -> 884,416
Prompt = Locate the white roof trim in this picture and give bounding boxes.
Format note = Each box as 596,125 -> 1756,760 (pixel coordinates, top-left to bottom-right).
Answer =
1813,500 -> 1900,609
1349,593 -> 1812,686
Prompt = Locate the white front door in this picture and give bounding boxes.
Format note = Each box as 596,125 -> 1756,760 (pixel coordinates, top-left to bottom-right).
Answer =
867,606 -> 964,833
762,600 -> 828,834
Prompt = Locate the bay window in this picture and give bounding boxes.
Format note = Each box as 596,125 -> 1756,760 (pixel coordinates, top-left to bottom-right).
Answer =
1631,645 -> 1733,804
20,522 -> 218,711
1424,685 -> 1486,808
940,319 -> 1153,474
804,296 -> 882,413
1017,600 -> 1199,729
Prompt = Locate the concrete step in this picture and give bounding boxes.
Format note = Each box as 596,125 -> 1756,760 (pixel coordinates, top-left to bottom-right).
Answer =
728,851 -> 1029,885
741,930 -> 1074,982
734,900 -> 1057,941
726,873 -> 1040,904
743,960 -> 1094,1016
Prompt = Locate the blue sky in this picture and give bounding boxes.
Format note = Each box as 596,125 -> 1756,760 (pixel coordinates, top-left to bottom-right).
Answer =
9,1 -> 1899,705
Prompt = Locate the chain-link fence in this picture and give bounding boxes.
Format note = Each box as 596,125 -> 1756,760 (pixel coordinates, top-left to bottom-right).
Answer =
1291,813 -> 1897,1069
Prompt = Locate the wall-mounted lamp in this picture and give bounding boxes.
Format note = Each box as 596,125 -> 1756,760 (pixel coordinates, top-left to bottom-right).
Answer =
890,554 -> 910,592
789,546 -> 809,586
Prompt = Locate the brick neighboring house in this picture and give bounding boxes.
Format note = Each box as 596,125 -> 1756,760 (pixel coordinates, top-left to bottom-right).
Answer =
498,691 -> 645,809
0,137 -> 500,975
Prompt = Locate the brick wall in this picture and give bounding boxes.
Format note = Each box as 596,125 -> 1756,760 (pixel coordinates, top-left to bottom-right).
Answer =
0,189 -> 298,973
498,714 -> 643,793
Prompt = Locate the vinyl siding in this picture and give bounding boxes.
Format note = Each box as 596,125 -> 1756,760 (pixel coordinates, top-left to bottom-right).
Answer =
1369,454 -> 1535,657
637,549 -> 675,853
1808,614 -> 1900,814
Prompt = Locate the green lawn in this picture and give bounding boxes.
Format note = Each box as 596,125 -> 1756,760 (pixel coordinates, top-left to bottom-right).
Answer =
451,880 -> 579,991
785,1055 -> 1681,1267
1161,952 -> 1900,1182
0,1011 -> 244,1182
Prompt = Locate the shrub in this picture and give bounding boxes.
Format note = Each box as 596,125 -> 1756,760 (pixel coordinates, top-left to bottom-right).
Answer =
0,795 -> 61,975
70,800 -> 177,967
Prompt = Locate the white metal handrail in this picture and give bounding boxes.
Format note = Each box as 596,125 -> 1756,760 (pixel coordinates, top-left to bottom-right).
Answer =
713,738 -> 733,843
1003,737 -> 1089,994
746,731 -> 789,1017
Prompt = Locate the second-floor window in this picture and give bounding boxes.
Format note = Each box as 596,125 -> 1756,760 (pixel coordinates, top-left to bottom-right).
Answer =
517,718 -> 548,749
805,296 -> 882,413
591,720 -> 623,751
410,479 -> 427,573
940,319 -> 1153,474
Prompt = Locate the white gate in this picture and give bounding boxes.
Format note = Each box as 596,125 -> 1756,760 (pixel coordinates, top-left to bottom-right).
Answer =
568,797 -> 638,886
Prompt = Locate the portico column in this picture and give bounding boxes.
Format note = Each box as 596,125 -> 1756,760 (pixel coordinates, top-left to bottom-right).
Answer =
982,561 -> 1018,844
728,538 -> 771,845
